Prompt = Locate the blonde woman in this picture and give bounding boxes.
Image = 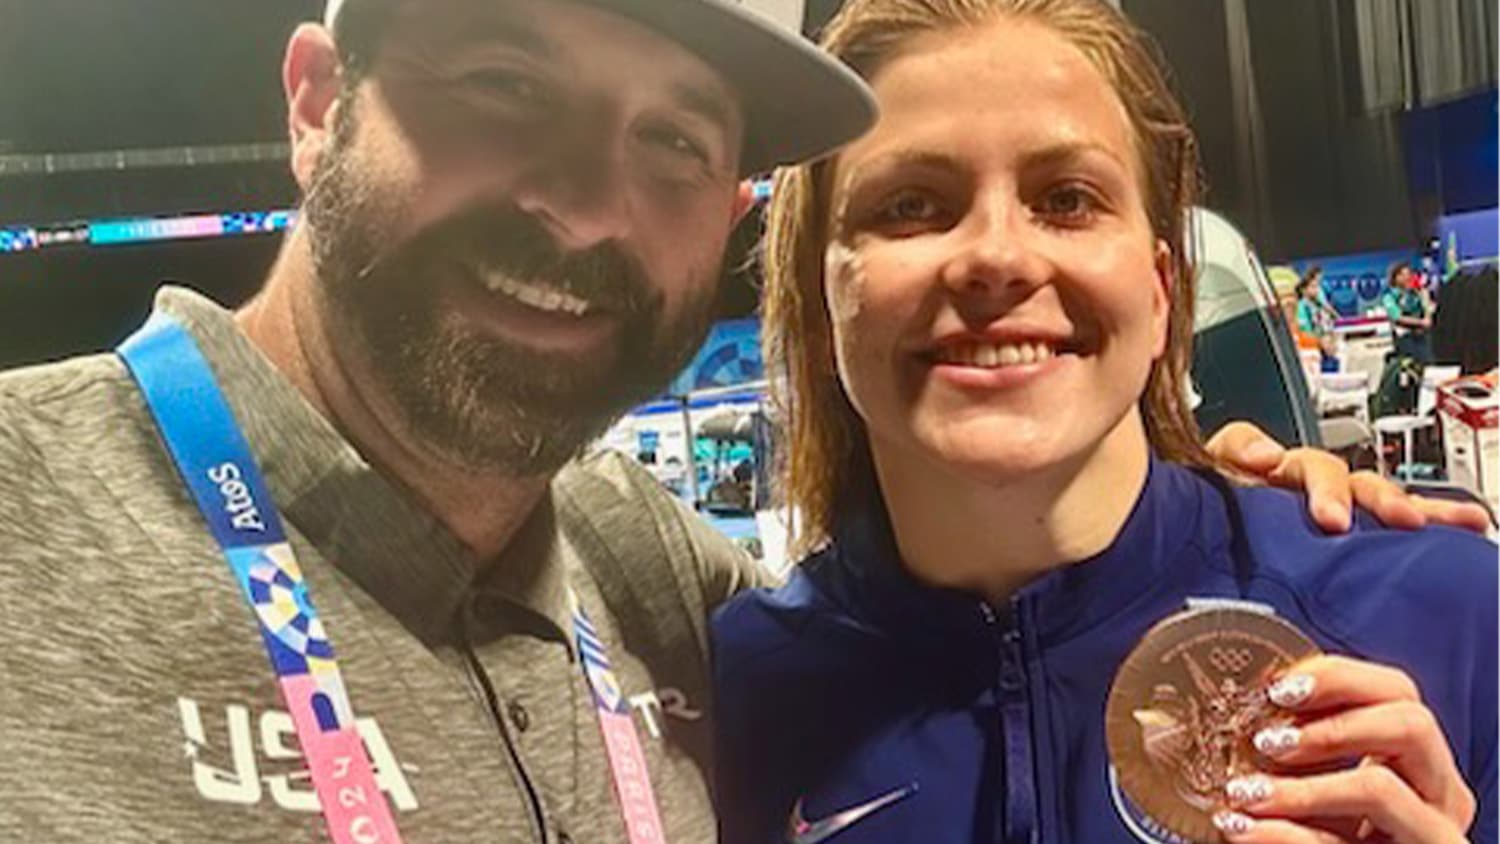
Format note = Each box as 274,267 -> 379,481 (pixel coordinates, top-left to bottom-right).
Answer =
712,2 -> 1495,842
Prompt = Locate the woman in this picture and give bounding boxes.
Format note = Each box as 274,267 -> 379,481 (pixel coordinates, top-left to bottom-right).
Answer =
712,2 -> 1495,842
1295,266 -> 1337,365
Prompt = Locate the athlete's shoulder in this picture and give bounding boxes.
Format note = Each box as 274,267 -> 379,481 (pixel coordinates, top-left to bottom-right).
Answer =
711,548 -> 854,671
1233,484 -> 1497,633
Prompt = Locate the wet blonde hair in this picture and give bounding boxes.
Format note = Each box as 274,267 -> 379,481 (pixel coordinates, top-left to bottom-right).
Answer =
763,0 -> 1213,556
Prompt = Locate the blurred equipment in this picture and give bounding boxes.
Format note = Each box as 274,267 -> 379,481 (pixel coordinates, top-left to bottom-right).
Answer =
1190,208 -> 1322,448
1431,264 -> 1499,375
1436,373 -> 1499,513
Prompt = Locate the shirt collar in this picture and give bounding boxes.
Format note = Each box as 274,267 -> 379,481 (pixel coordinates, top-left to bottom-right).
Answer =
152,286 -> 574,646
830,456 -> 1226,648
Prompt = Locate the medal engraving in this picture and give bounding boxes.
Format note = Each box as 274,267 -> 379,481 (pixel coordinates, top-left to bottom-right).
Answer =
1106,607 -> 1320,842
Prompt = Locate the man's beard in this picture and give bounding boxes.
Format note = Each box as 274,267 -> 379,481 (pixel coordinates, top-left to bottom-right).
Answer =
301,105 -> 717,475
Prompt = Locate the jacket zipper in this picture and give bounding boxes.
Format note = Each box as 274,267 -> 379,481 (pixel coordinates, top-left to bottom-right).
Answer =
981,599 -> 1038,844
459,607 -> 549,844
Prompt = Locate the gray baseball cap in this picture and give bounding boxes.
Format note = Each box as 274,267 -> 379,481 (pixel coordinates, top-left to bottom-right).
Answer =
324,0 -> 877,175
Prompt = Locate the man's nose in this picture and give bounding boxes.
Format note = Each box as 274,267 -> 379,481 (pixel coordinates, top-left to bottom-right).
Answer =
510,121 -> 633,251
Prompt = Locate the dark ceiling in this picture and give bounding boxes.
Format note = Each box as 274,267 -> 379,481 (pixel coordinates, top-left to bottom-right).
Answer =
0,2 -> 317,367
0,1 -> 314,155
0,0 -> 768,368
0,0 -> 1492,368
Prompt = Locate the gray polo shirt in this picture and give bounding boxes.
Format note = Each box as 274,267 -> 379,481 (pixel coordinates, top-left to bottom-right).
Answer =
0,287 -> 771,843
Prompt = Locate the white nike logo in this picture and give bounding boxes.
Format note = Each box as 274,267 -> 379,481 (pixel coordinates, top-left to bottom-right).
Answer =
785,783 -> 918,844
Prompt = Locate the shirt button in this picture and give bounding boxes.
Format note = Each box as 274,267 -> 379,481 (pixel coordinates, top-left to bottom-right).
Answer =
507,700 -> 531,733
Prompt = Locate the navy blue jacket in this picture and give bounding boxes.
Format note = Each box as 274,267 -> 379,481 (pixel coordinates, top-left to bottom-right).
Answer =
712,461 -> 1497,843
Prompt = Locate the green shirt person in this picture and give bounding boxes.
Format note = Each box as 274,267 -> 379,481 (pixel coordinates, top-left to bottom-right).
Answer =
1295,266 -> 1337,362
1383,262 -> 1434,362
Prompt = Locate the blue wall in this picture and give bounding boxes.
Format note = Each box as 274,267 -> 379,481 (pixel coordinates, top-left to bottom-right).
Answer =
1436,208 -> 1499,263
1404,89 -> 1499,215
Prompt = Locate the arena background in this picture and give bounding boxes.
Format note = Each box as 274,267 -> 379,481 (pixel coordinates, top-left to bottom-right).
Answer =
0,0 -> 1493,368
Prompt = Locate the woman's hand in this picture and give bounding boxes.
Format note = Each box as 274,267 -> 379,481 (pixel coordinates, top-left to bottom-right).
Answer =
1206,422 -> 1491,535
1210,655 -> 1476,843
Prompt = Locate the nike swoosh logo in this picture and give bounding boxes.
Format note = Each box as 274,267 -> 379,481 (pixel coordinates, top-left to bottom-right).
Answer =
786,783 -> 918,844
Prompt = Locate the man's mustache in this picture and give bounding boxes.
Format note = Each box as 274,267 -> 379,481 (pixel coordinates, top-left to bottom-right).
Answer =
392,204 -> 656,318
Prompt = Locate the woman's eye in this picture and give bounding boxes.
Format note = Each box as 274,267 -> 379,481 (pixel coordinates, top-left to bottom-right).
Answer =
863,190 -> 950,234
858,189 -> 952,236
1038,185 -> 1100,223
884,192 -> 940,222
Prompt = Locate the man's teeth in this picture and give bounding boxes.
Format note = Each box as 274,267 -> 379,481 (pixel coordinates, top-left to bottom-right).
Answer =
482,271 -> 591,316
939,341 -> 1058,368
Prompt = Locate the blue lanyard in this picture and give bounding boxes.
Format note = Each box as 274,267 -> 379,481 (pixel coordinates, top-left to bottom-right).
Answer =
118,313 -> 668,843
119,314 -> 403,844
119,315 -> 290,549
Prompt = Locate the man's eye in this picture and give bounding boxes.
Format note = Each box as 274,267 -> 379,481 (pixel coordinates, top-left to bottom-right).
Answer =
639,125 -> 709,164
463,69 -> 552,110
634,124 -> 714,185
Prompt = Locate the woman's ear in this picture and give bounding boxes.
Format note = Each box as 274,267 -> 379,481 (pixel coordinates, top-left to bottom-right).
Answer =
1150,238 -> 1174,359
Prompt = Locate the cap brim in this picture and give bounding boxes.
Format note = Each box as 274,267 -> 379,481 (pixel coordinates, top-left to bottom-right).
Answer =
580,0 -> 877,175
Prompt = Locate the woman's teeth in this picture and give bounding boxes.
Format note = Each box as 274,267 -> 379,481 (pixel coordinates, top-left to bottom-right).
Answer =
482,270 -> 591,317
938,341 -> 1057,368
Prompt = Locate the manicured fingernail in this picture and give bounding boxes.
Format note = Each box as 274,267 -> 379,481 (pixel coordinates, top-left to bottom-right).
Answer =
1267,674 -> 1314,708
1213,810 -> 1256,836
1254,725 -> 1300,756
1226,774 -> 1274,807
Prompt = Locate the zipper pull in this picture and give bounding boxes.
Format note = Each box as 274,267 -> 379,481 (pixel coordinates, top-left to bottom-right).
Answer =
1003,596 -> 1025,644
979,601 -> 999,626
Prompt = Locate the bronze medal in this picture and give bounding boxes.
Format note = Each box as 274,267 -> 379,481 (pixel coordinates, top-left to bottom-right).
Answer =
1105,605 -> 1321,842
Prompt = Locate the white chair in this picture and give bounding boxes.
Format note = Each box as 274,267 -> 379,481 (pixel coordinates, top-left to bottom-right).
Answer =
1317,372 -> 1371,427
1336,338 -> 1393,393
1319,416 -> 1373,453
1298,349 -> 1323,402
1374,414 -> 1435,481
1418,365 -> 1461,418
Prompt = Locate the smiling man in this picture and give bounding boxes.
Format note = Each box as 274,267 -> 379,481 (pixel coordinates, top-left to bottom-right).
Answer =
0,1 -> 873,841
